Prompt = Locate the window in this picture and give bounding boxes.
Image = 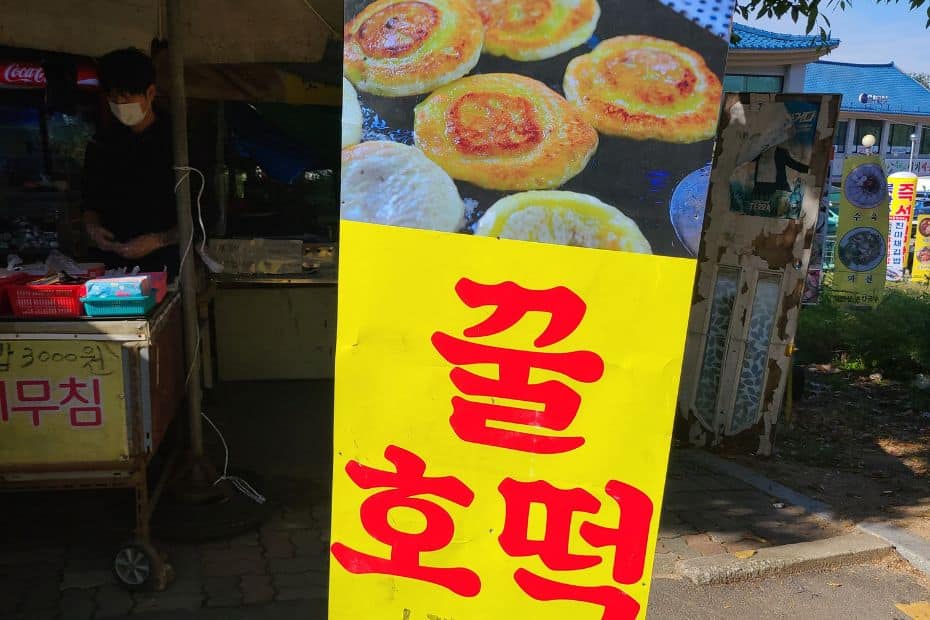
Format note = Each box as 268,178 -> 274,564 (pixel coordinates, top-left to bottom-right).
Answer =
921,128 -> 930,155
853,119 -> 884,153
834,120 -> 848,153
888,124 -> 916,155
722,74 -> 784,93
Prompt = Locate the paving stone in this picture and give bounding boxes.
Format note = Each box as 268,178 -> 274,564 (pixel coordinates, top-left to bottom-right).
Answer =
94,585 -> 133,617
228,532 -> 261,548
268,556 -> 325,574
61,569 -> 113,590
203,576 -> 239,598
203,576 -> 241,608
655,535 -> 694,559
20,580 -> 60,611
13,609 -> 58,620
261,531 -> 295,559
724,539 -> 767,553
241,575 -> 275,605
707,530 -> 751,545
60,590 -> 97,620
0,579 -> 27,614
290,530 -> 327,557
133,591 -> 203,613
0,563 -> 65,580
201,547 -> 265,578
683,534 -> 726,557
0,548 -> 65,567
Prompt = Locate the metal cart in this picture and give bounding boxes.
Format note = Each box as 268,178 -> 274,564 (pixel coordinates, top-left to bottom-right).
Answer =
0,293 -> 184,590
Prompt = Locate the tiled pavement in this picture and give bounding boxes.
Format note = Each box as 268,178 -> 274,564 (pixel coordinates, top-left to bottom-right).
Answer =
0,451 -> 848,619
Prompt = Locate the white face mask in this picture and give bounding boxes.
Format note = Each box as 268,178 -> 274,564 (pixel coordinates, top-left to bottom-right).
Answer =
109,101 -> 146,127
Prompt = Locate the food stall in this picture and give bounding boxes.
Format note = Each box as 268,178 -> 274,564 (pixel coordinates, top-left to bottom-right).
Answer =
0,48 -> 187,588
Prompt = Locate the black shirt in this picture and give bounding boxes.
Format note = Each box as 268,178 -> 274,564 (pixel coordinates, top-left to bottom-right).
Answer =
82,114 -> 176,243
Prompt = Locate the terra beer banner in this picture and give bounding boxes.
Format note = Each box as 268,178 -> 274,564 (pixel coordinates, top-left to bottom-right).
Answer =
332,0 -> 736,617
885,171 -> 917,282
833,155 -> 889,306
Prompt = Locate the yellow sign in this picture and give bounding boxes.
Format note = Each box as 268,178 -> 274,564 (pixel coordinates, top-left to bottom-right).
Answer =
914,214 -> 930,283
0,340 -> 127,466
833,156 -> 889,306
330,221 -> 695,619
886,172 -> 918,281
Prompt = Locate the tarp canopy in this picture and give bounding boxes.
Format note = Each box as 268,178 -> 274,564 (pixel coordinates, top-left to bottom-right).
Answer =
0,0 -> 341,64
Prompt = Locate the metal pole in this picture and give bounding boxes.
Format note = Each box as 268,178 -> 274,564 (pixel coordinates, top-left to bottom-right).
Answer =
166,0 -> 204,458
910,135 -> 918,173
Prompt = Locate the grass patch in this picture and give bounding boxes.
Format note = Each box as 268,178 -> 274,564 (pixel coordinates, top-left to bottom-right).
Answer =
797,283 -> 930,379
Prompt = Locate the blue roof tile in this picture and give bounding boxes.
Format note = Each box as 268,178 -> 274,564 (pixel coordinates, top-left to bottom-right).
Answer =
805,61 -> 930,118
730,23 -> 839,50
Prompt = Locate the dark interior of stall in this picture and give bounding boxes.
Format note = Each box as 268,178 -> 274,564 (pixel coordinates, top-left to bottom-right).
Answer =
0,46 -> 341,562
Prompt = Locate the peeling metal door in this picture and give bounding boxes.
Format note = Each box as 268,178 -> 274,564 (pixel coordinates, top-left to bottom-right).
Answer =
678,93 -> 840,455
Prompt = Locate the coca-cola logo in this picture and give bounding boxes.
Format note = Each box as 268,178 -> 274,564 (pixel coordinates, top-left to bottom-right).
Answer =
2,63 -> 46,85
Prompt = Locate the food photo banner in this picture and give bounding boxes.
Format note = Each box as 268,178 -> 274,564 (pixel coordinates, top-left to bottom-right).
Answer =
331,0 -> 736,617
833,156 -> 889,306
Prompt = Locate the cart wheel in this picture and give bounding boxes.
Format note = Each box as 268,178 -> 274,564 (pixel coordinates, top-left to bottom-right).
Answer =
113,541 -> 173,591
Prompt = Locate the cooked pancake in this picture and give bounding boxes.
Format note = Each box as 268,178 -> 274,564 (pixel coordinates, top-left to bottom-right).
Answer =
475,190 -> 651,253
342,78 -> 363,148
475,0 -> 600,61
344,0 -> 483,97
341,141 -> 465,232
414,73 -> 598,190
564,35 -> 722,143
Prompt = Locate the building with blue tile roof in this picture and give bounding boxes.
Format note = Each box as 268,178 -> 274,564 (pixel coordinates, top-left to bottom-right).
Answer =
726,24 -> 930,178
805,61 -> 930,178
725,24 -> 838,93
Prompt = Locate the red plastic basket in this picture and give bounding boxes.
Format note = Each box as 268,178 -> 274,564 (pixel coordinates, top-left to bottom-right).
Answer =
0,273 -> 37,315
10,283 -> 86,318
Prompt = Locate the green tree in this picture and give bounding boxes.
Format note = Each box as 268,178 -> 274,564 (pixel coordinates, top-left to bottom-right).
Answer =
740,0 -> 930,37
912,72 -> 930,89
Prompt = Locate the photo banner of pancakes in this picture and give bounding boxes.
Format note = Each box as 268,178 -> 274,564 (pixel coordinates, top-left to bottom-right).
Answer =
340,0 -> 736,257
332,1 -> 736,619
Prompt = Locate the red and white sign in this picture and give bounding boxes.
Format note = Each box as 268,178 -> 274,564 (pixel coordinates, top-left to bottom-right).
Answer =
886,172 -> 918,281
0,62 -> 98,90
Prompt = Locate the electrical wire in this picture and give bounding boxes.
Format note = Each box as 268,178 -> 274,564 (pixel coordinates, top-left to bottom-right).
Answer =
202,411 -> 267,504
173,165 -> 265,505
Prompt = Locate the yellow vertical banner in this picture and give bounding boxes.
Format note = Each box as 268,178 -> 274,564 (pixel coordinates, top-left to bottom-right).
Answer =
333,0 -> 736,616
886,172 -> 917,281
832,156 -> 889,305
913,214 -> 930,283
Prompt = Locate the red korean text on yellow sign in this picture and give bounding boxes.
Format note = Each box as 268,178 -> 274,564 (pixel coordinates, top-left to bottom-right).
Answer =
330,221 -> 697,620
886,172 -> 917,281
0,339 -> 127,466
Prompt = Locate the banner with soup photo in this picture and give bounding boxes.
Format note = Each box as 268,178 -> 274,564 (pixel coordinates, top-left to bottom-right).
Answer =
832,155 -> 889,306
331,0 -> 737,618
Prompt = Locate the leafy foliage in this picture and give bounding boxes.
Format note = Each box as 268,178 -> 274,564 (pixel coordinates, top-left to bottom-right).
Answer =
912,72 -> 930,89
739,0 -> 930,34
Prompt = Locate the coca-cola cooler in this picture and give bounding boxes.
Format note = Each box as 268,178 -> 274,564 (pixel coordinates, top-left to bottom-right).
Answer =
0,58 -> 100,263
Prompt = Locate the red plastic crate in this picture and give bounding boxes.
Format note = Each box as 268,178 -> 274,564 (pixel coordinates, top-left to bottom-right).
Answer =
10,283 -> 86,318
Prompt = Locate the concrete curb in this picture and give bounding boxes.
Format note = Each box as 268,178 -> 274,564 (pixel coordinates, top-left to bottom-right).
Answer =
858,521 -> 930,576
676,532 -> 893,585
680,449 -> 836,523
679,449 -> 930,580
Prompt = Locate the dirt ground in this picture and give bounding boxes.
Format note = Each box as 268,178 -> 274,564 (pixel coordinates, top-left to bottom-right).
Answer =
725,367 -> 930,538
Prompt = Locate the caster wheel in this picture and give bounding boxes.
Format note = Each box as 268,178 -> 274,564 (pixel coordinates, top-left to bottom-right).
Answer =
113,541 -> 173,591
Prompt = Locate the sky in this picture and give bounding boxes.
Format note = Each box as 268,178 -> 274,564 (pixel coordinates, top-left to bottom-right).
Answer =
737,2 -> 930,74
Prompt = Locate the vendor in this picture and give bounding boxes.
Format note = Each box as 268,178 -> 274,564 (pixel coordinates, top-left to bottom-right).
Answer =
82,48 -> 180,277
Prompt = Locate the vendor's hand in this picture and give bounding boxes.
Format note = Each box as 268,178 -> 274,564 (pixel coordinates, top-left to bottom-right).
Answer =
116,233 -> 164,260
87,223 -> 117,251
